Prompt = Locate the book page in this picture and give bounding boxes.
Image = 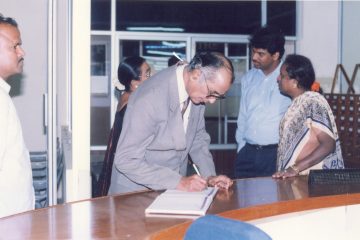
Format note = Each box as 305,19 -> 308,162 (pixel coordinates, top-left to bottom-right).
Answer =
145,187 -> 218,217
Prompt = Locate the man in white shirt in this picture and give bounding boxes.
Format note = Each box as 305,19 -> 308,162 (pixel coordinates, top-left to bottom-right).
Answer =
0,14 -> 35,218
235,26 -> 291,178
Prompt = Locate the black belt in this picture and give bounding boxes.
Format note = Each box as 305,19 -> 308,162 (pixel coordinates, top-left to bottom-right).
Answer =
246,143 -> 278,150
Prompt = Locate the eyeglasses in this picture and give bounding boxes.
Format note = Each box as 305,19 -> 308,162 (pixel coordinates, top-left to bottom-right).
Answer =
204,77 -> 226,100
139,69 -> 151,79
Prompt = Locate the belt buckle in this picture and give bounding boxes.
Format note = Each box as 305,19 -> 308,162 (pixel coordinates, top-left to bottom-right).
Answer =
256,145 -> 263,150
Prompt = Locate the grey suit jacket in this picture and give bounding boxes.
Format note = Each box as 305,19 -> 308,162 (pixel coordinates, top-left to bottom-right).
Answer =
108,65 -> 216,194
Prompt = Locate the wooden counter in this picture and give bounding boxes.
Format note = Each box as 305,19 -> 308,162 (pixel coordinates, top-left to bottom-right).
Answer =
1,176 -> 360,239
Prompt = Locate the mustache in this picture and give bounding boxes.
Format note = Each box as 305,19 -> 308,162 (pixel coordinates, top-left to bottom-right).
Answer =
18,58 -> 24,63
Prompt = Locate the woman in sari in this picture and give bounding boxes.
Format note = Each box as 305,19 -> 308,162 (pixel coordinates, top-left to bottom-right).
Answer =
95,56 -> 151,196
273,54 -> 344,179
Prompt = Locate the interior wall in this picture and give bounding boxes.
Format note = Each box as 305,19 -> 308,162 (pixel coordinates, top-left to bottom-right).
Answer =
56,1 -> 70,131
0,1 -> 48,151
342,1 -> 360,93
296,1 -> 340,93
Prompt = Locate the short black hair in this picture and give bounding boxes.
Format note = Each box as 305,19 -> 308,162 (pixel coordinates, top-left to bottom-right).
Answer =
284,54 -> 315,91
189,51 -> 235,83
250,25 -> 285,59
117,56 -> 146,92
168,56 -> 179,67
0,13 -> 18,27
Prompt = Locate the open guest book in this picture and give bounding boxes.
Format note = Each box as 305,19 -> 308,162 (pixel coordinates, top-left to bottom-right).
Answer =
145,187 -> 218,217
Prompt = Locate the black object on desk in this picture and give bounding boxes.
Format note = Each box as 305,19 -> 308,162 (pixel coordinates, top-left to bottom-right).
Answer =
308,169 -> 360,185
308,169 -> 360,197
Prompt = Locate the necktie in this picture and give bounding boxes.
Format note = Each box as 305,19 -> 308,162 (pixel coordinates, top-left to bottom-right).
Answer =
181,97 -> 190,119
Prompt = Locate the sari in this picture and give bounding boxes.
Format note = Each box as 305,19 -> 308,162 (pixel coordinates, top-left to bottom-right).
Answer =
277,91 -> 344,173
94,105 -> 127,197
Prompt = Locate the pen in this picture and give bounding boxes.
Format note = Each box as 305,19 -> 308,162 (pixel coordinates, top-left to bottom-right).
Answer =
192,163 -> 209,190
192,163 -> 201,176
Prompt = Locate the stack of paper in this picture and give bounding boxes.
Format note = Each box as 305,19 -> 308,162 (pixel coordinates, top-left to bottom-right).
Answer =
145,187 -> 218,217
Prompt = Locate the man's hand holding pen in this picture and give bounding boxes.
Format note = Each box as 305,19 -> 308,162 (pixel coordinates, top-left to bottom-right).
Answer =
176,175 -> 233,192
176,163 -> 233,191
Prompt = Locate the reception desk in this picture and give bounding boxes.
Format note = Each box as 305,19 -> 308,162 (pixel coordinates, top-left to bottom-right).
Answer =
1,176 -> 360,239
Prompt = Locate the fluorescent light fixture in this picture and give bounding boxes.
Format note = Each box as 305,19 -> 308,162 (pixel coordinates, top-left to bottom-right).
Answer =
146,50 -> 185,60
146,50 -> 175,56
161,41 -> 186,48
126,27 -> 184,32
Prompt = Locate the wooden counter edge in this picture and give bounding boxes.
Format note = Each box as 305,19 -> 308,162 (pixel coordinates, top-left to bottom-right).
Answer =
149,192 -> 360,240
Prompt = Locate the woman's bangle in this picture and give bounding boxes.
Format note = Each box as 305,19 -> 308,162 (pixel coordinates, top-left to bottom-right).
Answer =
290,164 -> 300,175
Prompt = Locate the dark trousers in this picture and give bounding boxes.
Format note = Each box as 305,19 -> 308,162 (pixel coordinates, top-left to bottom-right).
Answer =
234,143 -> 277,179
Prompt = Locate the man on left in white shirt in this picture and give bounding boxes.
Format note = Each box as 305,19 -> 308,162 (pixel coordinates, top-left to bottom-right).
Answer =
0,14 -> 35,218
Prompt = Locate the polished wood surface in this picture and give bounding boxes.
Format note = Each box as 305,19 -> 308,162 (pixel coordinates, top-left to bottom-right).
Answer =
1,176 -> 360,239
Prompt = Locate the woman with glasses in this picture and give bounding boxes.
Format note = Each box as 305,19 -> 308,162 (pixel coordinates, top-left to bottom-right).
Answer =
95,56 -> 151,197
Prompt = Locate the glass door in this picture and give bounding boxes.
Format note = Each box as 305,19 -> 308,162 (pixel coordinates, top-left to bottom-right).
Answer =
90,35 -> 112,196
191,36 -> 250,149
113,33 -> 190,124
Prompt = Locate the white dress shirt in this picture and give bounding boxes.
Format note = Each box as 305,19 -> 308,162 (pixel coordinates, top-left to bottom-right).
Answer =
176,64 -> 192,132
235,63 -> 291,152
0,78 -> 35,218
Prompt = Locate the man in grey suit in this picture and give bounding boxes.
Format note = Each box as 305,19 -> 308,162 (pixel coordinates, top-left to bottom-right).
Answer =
109,52 -> 234,194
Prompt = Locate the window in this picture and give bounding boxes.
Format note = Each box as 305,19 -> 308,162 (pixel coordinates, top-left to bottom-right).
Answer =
267,0 -> 297,36
91,0 -> 111,30
116,1 -> 261,34
90,35 -> 111,146
196,41 -> 248,145
119,39 -> 187,74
